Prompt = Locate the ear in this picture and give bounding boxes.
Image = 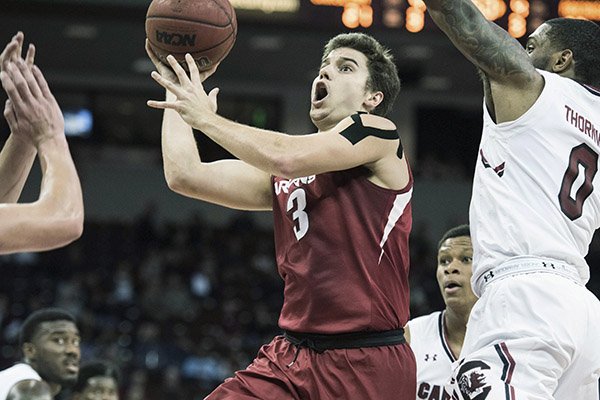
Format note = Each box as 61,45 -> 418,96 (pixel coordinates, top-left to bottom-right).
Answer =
364,91 -> 384,112
22,342 -> 36,362
552,49 -> 574,74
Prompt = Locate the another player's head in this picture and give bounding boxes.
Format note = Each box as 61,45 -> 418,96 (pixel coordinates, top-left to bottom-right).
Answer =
6,380 -> 52,400
19,308 -> 80,390
436,225 -> 477,313
71,360 -> 120,400
526,18 -> 600,87
310,33 -> 400,130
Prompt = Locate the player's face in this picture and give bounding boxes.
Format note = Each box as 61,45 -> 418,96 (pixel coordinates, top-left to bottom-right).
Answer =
79,376 -> 119,400
310,47 -> 374,131
525,23 -> 557,72
436,236 -> 478,312
29,320 -> 81,387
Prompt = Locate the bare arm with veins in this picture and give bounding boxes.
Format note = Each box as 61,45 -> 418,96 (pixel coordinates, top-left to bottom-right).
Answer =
423,0 -> 544,123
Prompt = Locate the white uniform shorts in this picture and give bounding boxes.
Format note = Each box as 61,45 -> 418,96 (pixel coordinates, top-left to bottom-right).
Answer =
447,262 -> 600,400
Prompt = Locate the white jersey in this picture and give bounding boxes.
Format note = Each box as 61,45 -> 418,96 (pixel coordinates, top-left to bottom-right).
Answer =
0,363 -> 42,399
407,311 -> 455,400
471,69 -> 600,295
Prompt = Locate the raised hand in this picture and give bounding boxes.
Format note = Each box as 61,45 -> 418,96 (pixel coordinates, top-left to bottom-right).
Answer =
147,53 -> 220,129
0,59 -> 65,147
1,32 -> 35,72
145,39 -> 178,84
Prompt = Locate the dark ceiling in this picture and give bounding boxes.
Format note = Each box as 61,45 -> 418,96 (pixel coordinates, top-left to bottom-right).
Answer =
0,0 -> 482,95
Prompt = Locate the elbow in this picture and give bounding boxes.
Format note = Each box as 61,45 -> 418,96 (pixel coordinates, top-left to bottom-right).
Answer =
55,213 -> 84,245
164,170 -> 190,194
69,215 -> 84,241
272,154 -> 306,179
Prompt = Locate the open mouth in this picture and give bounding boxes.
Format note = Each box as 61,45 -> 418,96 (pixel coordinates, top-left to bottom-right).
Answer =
444,282 -> 461,290
313,82 -> 329,103
64,360 -> 79,374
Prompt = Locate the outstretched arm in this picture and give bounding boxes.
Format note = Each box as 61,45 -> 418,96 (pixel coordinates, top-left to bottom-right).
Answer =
423,0 -> 544,122
148,54 -> 408,190
0,32 -> 37,202
0,60 -> 83,254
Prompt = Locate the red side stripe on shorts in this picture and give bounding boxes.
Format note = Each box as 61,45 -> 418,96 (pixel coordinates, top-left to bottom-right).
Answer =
499,342 -> 515,384
494,342 -> 517,400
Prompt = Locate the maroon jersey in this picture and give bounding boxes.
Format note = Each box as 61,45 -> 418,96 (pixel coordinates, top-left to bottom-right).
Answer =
272,166 -> 413,333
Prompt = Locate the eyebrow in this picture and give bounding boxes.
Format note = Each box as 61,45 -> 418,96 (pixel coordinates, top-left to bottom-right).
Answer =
320,56 -> 360,69
41,329 -> 80,336
339,57 -> 359,67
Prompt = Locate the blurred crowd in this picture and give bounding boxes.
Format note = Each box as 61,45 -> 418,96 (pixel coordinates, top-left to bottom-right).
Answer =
1,208 -> 599,399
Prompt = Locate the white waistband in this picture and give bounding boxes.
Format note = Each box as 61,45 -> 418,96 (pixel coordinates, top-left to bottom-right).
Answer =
475,257 -> 582,295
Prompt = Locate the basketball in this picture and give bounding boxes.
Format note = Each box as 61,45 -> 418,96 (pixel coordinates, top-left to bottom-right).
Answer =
145,0 -> 237,71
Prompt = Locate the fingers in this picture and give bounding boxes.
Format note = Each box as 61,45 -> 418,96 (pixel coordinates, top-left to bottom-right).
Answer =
15,58 -> 42,99
186,54 -> 200,84
208,87 -> 219,113
31,64 -> 52,99
166,55 -> 189,83
146,99 -> 176,110
0,68 -> 23,105
0,38 -> 19,71
25,44 -> 35,66
1,59 -> 44,108
151,70 -> 181,95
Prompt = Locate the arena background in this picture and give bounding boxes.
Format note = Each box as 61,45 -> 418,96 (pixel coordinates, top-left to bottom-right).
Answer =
1,0 -> 599,398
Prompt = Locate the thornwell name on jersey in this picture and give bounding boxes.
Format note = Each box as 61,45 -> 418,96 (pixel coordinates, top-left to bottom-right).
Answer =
565,105 -> 599,145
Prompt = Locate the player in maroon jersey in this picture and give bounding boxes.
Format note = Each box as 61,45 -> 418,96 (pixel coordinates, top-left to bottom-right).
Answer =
146,32 -> 416,399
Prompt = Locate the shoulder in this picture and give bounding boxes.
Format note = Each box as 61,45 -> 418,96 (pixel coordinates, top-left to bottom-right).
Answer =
356,113 -> 397,131
0,364 -> 41,381
335,113 -> 398,145
7,380 -> 51,400
0,365 -> 42,400
407,311 -> 441,332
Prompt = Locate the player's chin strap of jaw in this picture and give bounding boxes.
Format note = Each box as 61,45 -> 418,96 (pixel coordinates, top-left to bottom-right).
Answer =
283,328 -> 406,367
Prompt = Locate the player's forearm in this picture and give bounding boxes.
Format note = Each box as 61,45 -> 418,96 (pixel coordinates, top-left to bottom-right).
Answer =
35,136 -> 84,242
424,0 -> 531,81
0,136 -> 83,254
160,99 -> 207,192
0,134 -> 36,203
193,112 -> 299,177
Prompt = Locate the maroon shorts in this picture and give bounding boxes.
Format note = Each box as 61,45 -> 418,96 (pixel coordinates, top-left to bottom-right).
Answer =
205,335 -> 416,400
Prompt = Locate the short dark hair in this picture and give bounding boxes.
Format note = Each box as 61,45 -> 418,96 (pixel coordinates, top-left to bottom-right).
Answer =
322,33 -> 401,117
437,224 -> 470,251
19,308 -> 77,347
544,18 -> 600,87
72,360 -> 120,392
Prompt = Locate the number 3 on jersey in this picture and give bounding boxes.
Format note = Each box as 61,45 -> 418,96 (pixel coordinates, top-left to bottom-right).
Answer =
287,188 -> 309,240
559,143 -> 599,220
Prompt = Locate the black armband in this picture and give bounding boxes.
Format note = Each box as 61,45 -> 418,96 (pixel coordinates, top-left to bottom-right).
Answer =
340,113 -> 403,158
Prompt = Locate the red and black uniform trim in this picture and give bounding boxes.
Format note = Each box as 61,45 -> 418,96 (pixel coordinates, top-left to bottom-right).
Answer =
494,342 -> 516,400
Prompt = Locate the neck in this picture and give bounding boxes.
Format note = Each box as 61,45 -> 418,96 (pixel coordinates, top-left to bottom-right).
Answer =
443,306 -> 470,354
